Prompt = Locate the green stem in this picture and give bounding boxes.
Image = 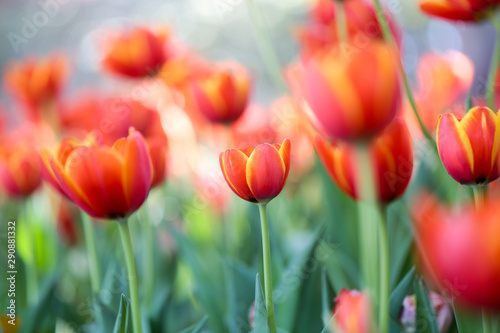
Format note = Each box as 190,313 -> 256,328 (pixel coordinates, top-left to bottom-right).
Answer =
483,310 -> 492,333
24,200 -> 39,304
377,205 -> 390,333
372,0 -> 437,152
81,212 -> 101,294
335,0 -> 348,44
487,15 -> 500,110
258,203 -> 277,333
245,0 -> 288,91
140,205 -> 155,308
472,186 -> 487,209
118,218 -> 143,333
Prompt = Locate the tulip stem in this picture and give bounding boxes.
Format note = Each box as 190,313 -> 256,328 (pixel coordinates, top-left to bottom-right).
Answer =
486,15 -> 500,110
24,199 -> 39,304
372,0 -> 437,153
472,185 -> 487,209
335,0 -> 348,44
118,218 -> 143,333
482,310 -> 492,333
81,212 -> 101,294
258,203 -> 277,333
377,205 -> 390,333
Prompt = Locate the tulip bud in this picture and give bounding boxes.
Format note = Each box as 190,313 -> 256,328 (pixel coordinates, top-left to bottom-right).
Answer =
332,289 -> 373,333
314,118 -> 413,202
47,128 -> 152,219
436,106 -> 500,185
219,138 -> 290,204
304,41 -> 401,141
191,63 -> 251,124
0,142 -> 42,198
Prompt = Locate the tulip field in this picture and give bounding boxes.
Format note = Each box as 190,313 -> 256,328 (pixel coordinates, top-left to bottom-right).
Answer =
1,0 -> 500,332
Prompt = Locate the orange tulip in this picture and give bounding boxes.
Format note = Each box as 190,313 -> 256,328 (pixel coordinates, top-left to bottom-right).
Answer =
219,138 -> 290,204
46,128 -> 152,219
314,118 -> 413,202
297,0 -> 401,59
0,142 -> 42,198
332,289 -> 373,333
419,0 -> 500,21
102,27 -> 169,78
436,106 -> 500,185
414,194 -> 500,309
191,62 -> 251,124
304,41 -> 401,141
4,54 -> 68,121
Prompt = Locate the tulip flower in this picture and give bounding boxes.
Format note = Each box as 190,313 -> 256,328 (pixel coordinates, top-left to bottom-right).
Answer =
219,138 -> 290,204
314,118 -> 413,202
413,195 -> 500,309
332,289 -> 373,333
102,27 -> 169,78
400,292 -> 453,333
46,128 -> 152,219
57,201 -> 79,246
436,106 -> 500,185
419,0 -> 500,21
304,41 -> 401,141
4,54 -> 68,121
0,142 -> 42,198
191,62 -> 251,124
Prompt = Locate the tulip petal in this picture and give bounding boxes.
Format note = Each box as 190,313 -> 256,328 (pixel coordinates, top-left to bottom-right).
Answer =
246,143 -> 286,203
220,149 -> 255,202
419,0 -> 477,21
437,113 -> 475,184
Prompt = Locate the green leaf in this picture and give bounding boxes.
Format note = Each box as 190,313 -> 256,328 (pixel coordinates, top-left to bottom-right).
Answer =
452,303 -> 483,333
178,316 -> 209,333
95,295 -> 120,333
112,294 -> 130,333
415,278 -> 439,333
321,268 -> 331,327
253,274 -> 270,333
389,266 -> 415,321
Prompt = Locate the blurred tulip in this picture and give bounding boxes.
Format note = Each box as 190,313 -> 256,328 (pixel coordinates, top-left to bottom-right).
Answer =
400,292 -> 453,333
414,194 -> 500,309
47,128 -> 152,219
57,200 -> 79,246
314,118 -> 413,202
219,138 -> 290,204
419,0 -> 500,21
191,62 -> 251,124
304,41 -> 401,141
0,142 -> 42,198
297,0 -> 401,59
404,51 -> 474,137
102,27 -> 169,78
436,106 -> 500,185
4,54 -> 68,121
230,104 -> 277,149
332,289 -> 373,333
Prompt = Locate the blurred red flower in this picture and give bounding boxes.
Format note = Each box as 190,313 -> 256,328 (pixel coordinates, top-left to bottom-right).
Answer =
436,106 -> 500,185
304,41 -> 401,141
414,194 -> 500,309
220,138 -> 290,204
332,289 -> 373,333
419,0 -> 500,21
314,117 -> 413,202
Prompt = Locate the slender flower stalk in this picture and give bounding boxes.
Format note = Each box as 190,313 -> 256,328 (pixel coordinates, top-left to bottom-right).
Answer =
372,0 -> 437,152
81,212 -> 101,294
24,199 -> 39,304
377,205 -> 390,333
139,204 -> 155,308
118,218 -> 142,333
486,15 -> 500,110
258,203 -> 277,333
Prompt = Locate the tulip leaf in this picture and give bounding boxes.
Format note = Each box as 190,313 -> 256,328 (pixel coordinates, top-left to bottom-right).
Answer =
389,266 -> 415,321
178,315 -> 209,333
112,294 -> 130,333
415,278 -> 440,333
452,303 -> 483,333
253,273 -> 271,333
321,268 -> 331,327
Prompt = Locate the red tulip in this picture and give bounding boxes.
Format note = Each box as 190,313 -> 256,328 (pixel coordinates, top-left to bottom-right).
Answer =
304,41 -> 401,141
57,200 -> 79,246
191,62 -> 251,124
4,54 -> 68,121
102,27 -> 169,78
332,289 -> 373,333
314,118 -> 413,202
414,194 -> 500,309
419,0 -> 500,21
0,142 -> 42,198
436,106 -> 500,185
46,128 -> 152,219
219,138 -> 290,204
